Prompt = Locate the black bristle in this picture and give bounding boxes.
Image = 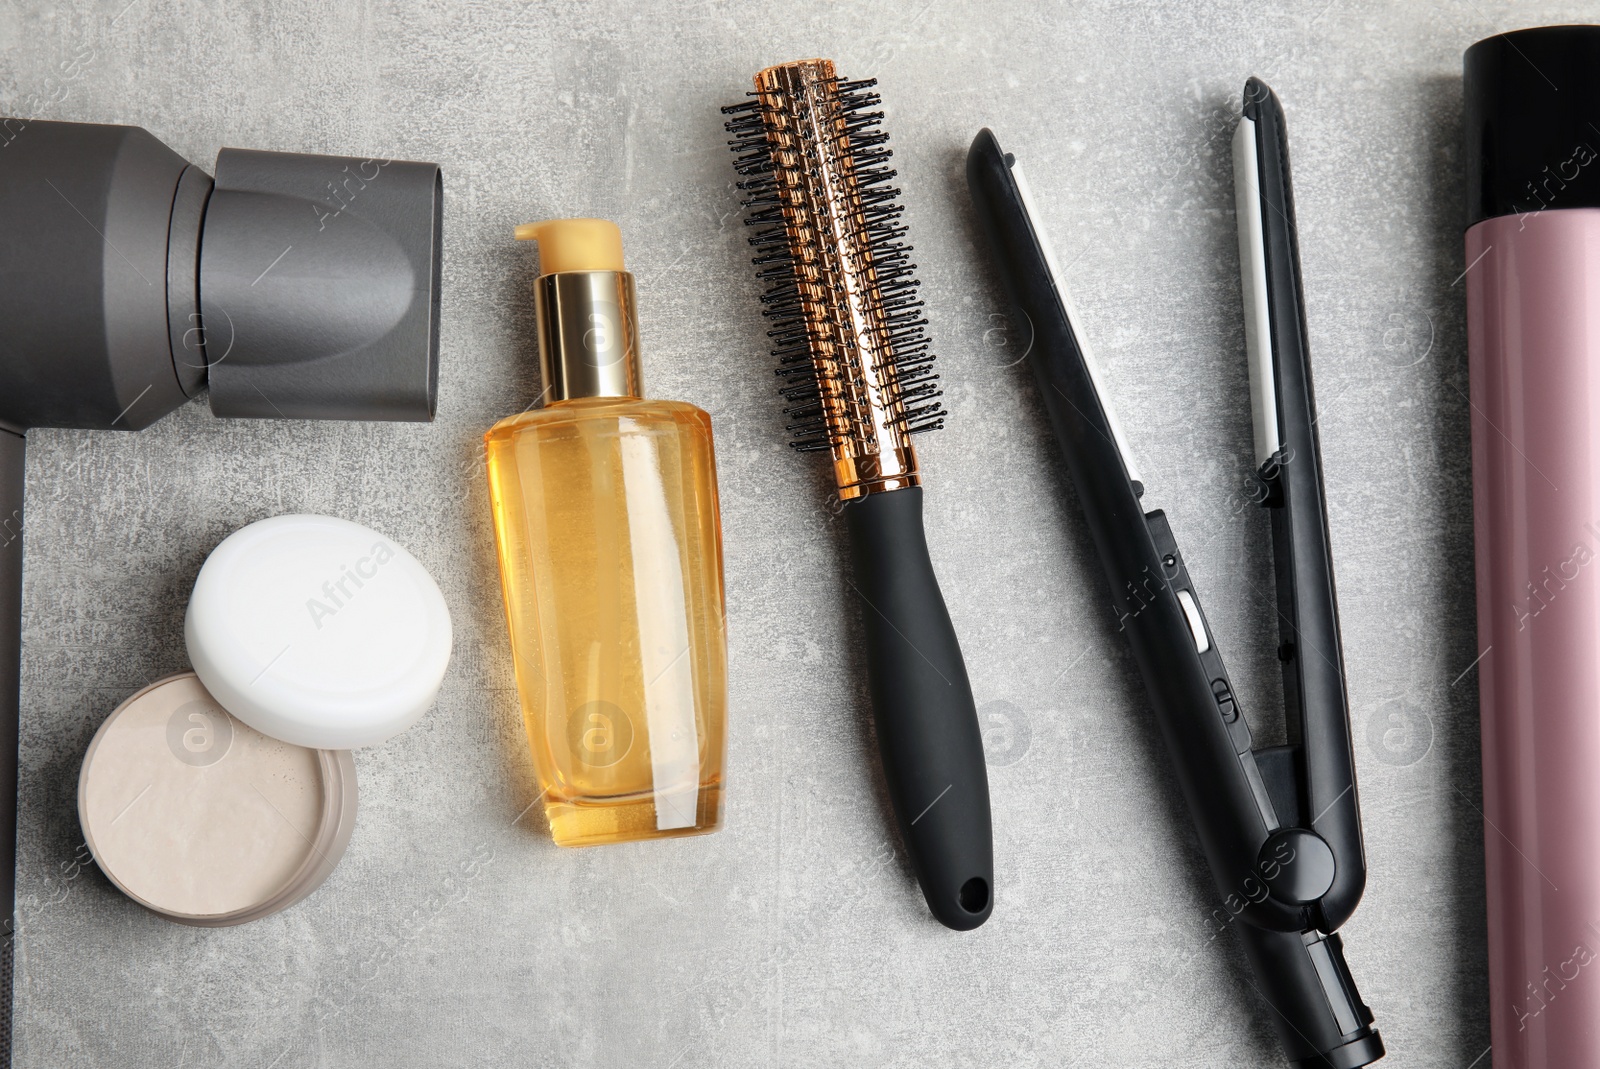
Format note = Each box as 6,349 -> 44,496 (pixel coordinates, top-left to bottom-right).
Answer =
725,66 -> 947,454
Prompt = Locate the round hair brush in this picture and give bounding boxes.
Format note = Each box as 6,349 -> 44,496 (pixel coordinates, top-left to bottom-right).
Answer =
724,59 -> 993,931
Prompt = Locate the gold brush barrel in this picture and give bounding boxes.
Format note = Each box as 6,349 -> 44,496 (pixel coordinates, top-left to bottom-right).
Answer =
729,59 -> 945,500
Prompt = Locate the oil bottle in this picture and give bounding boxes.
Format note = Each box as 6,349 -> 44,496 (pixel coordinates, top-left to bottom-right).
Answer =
485,219 -> 727,846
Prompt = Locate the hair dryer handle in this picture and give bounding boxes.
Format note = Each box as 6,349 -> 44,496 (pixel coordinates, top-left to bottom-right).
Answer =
0,428 -> 20,1067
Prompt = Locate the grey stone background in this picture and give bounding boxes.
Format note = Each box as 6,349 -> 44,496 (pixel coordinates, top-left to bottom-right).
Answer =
0,0 -> 1558,1064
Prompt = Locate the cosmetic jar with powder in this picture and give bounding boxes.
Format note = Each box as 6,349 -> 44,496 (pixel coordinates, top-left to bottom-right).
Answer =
78,514 -> 451,925
79,673 -> 358,926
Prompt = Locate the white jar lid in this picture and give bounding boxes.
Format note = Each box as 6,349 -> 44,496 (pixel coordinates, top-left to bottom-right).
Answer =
186,515 -> 452,749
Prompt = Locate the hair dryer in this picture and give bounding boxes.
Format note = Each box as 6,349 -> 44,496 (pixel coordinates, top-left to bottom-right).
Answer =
0,117 -> 442,1063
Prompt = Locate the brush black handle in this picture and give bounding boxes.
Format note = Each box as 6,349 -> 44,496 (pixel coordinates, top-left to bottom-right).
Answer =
842,486 -> 993,931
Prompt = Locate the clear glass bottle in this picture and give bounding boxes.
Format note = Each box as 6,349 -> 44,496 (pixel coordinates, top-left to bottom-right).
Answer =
485,220 -> 727,846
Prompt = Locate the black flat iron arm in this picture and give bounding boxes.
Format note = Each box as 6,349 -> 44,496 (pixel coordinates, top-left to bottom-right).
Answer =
1238,78 -> 1367,932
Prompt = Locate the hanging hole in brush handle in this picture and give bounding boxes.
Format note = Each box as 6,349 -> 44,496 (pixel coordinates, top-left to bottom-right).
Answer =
842,486 -> 994,931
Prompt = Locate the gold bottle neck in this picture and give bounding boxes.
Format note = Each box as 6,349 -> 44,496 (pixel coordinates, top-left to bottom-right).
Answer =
535,270 -> 642,402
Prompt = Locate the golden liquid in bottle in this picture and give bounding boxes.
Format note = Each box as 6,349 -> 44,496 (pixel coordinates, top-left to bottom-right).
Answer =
485,397 -> 727,846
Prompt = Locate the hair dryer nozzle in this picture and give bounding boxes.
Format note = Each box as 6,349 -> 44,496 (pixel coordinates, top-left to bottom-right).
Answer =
0,118 -> 442,432
199,147 -> 442,421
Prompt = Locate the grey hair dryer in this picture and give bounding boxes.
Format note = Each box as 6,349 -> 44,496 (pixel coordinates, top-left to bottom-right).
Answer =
0,117 -> 443,1061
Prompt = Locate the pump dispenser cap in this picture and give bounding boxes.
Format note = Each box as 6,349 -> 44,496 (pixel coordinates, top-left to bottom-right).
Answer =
515,218 -> 625,273
516,217 -> 641,402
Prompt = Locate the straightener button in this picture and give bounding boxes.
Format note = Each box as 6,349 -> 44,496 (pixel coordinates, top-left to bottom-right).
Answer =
1211,679 -> 1239,723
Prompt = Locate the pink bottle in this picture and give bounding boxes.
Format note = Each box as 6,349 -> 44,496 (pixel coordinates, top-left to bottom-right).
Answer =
1465,25 -> 1600,1069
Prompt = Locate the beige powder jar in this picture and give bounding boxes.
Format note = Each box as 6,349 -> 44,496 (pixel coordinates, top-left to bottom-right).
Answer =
77,673 -> 357,926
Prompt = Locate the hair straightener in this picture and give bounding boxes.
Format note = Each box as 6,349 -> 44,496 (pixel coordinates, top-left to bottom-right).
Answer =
966,78 -> 1383,1068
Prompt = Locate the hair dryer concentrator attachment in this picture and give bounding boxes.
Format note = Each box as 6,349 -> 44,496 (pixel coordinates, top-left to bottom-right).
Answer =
0,118 -> 442,432
200,147 -> 442,420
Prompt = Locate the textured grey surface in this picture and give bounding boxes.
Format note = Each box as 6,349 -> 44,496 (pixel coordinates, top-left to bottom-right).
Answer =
0,0 -> 1568,1065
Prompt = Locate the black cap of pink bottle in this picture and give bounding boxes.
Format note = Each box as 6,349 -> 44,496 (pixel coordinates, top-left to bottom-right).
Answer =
1465,25 -> 1600,227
